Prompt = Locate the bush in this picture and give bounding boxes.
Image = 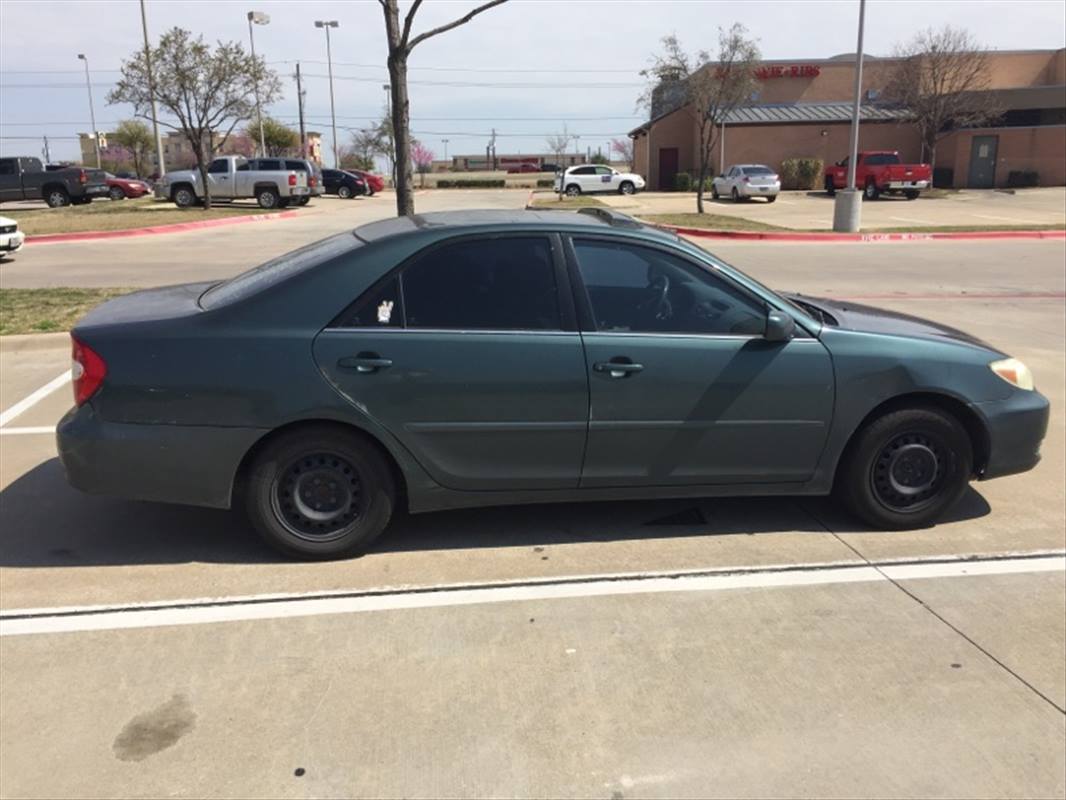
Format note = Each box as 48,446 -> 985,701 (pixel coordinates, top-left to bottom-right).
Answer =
536,179 -> 554,188
673,171 -> 692,192
1006,170 -> 1038,188
434,179 -> 506,188
779,158 -> 824,190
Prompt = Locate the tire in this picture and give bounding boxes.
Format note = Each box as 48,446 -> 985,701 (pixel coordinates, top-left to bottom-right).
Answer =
172,185 -> 196,208
244,426 -> 397,560
256,187 -> 280,209
765,194 -> 777,203
711,185 -> 720,199
619,181 -> 635,195
366,185 -> 375,197
44,187 -> 70,208
298,196 -> 310,206
863,180 -> 880,201
904,190 -> 920,200
108,186 -> 126,201
565,184 -> 581,197
338,185 -> 352,199
731,187 -> 741,203
277,198 -> 290,209
836,406 -> 973,530
824,177 -> 836,197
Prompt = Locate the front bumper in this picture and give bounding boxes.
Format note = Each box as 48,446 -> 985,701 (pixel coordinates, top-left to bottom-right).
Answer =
0,232 -> 24,252
56,402 -> 265,510
973,389 -> 1050,480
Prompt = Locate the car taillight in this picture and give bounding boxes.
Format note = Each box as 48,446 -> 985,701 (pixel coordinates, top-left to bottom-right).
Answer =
288,173 -> 297,186
71,335 -> 106,406
309,176 -> 317,187
78,170 -> 88,184
742,176 -> 750,182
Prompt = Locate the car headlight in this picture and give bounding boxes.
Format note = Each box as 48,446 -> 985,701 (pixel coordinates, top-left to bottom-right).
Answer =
990,358 -> 1035,391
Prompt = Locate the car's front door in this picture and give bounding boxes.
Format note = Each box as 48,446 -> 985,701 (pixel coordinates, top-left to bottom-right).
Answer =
314,234 -> 589,491
568,237 -> 834,487
594,165 -> 618,191
206,158 -> 235,198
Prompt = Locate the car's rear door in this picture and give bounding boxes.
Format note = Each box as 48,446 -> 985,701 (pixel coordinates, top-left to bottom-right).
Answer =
567,236 -> 834,487
314,233 -> 589,491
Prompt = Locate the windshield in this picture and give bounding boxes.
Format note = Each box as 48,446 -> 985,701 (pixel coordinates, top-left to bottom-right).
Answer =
200,234 -> 360,309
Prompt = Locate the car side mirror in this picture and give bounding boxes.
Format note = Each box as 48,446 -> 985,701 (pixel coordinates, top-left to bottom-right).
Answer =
764,309 -> 795,342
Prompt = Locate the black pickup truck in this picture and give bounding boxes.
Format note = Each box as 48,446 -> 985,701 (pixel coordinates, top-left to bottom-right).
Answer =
0,156 -> 109,207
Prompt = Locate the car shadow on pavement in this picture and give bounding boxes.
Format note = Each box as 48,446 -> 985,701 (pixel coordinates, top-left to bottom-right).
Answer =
0,457 -> 990,568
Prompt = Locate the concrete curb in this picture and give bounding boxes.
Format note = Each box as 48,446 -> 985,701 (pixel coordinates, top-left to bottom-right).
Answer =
0,332 -> 70,353
647,223 -> 1066,243
24,210 -> 300,245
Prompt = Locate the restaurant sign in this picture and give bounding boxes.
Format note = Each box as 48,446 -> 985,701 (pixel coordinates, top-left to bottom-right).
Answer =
755,64 -> 821,80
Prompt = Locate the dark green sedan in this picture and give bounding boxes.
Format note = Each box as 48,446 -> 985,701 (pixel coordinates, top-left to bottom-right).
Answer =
57,209 -> 1049,559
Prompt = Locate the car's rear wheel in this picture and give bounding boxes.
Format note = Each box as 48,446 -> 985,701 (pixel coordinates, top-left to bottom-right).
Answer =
619,181 -> 635,195
366,185 -> 375,197
298,196 -> 310,206
731,187 -> 742,202
338,185 -> 352,199
45,188 -> 70,208
711,184 -> 720,199
108,186 -> 126,201
765,194 -> 777,203
824,177 -> 836,196
863,179 -> 880,201
904,190 -> 920,200
244,426 -> 396,560
836,406 -> 973,530
565,184 -> 581,197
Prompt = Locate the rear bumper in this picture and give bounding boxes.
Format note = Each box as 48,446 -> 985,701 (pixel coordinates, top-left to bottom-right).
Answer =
741,183 -> 780,196
886,180 -> 929,189
973,390 -> 1050,480
288,187 -> 310,197
56,402 -> 265,510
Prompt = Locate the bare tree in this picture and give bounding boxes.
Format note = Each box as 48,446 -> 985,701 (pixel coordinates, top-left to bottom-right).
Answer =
108,27 -> 281,209
610,137 -> 634,168
641,27 -> 760,213
545,126 -> 573,198
884,26 -> 1001,181
378,0 -> 509,216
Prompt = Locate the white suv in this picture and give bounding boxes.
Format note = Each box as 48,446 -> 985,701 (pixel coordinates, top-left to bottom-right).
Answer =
554,165 -> 646,196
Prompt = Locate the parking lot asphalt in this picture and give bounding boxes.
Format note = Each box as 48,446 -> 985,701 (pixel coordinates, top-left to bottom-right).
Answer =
0,195 -> 1063,798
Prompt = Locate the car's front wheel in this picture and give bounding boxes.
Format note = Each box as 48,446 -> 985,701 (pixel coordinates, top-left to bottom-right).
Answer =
172,186 -> 197,208
619,181 -> 635,195
109,186 -> 126,201
244,426 -> 397,560
836,406 -> 973,530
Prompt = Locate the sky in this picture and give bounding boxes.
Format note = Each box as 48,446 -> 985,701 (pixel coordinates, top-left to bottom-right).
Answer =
1,0 -> 1064,165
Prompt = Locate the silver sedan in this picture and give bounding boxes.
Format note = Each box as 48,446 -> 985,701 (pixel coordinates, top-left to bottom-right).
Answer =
711,164 -> 780,202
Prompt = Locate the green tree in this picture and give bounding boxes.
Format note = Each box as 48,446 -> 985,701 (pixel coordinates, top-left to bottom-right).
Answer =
110,120 -> 154,177
108,27 -> 282,208
378,0 -> 509,216
249,117 -> 300,157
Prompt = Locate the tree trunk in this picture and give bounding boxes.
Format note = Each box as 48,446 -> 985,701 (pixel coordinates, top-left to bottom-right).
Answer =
196,158 -> 211,210
389,54 -> 414,217
695,147 -> 707,214
926,133 -> 938,188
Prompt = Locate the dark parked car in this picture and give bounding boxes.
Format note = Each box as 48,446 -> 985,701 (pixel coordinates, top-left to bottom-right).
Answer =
346,168 -> 384,196
0,156 -> 109,207
321,168 -> 367,199
58,209 -> 1049,559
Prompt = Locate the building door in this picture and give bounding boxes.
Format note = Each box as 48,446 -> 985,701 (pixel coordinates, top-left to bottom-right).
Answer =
658,148 -> 679,190
967,135 -> 998,188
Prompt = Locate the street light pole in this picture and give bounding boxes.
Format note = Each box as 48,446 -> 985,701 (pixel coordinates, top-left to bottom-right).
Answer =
833,0 -> 867,233
441,138 -> 449,163
77,54 -> 100,168
139,0 -> 166,177
247,11 -> 270,158
314,20 -> 340,168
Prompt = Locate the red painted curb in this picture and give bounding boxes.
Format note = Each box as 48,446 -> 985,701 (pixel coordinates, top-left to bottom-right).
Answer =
25,210 -> 300,245
654,223 -> 1066,243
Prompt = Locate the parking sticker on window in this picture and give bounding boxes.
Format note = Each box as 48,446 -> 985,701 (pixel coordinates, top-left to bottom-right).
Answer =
378,300 -> 394,323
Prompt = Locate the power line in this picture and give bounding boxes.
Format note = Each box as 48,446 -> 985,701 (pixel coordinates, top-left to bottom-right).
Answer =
299,73 -> 642,88
268,60 -> 640,74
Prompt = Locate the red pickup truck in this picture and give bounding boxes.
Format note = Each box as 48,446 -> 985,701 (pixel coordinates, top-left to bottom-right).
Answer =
824,151 -> 932,200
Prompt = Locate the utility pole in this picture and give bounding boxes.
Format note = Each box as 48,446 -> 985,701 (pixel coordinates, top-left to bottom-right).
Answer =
490,128 -> 497,170
314,20 -> 340,168
139,0 -> 166,176
441,138 -> 449,163
295,62 -> 307,158
247,11 -> 270,157
833,0 -> 866,233
42,136 -> 51,164
77,54 -> 101,168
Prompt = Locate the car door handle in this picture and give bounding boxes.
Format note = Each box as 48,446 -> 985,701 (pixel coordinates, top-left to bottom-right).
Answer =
594,360 -> 644,378
338,355 -> 393,374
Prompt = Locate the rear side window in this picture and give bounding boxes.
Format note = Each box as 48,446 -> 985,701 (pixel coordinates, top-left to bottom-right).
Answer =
258,159 -> 282,171
403,237 -> 559,330
344,276 -> 402,328
285,160 -> 308,171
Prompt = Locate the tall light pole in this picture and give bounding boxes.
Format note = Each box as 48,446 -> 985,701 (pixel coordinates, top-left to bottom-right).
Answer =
441,138 -> 449,163
77,54 -> 100,168
314,20 -> 340,168
833,0 -> 867,233
247,11 -> 270,157
139,0 -> 166,177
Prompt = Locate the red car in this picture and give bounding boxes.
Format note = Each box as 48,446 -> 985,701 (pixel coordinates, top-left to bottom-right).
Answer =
347,169 -> 384,196
106,173 -> 152,200
506,162 -> 540,173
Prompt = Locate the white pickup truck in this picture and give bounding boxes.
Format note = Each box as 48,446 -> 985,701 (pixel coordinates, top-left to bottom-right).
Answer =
158,156 -> 309,209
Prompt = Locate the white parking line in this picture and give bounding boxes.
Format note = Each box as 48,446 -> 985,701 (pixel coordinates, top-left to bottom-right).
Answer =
2,553 -> 1061,638
0,426 -> 56,436
0,370 -> 70,428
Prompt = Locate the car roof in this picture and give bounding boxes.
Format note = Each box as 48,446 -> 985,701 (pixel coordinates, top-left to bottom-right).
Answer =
353,208 -> 677,244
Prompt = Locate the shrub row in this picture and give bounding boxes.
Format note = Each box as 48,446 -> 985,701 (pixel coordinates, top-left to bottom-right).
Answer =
434,179 -> 506,188
779,158 -> 823,190
1006,170 -> 1039,188
536,179 -> 554,188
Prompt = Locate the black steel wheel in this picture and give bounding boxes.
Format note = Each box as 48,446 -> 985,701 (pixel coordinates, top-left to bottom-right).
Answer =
836,407 -> 972,529
244,425 -> 396,559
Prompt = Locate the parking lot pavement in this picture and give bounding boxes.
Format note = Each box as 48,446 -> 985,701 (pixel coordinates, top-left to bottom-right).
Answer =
1,237 -> 1063,798
598,186 -> 1066,230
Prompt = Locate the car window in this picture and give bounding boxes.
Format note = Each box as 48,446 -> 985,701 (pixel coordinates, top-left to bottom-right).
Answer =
0,159 -> 16,175
728,167 -> 738,177
572,239 -> 766,336
572,166 -> 595,175
342,276 -> 402,328
743,166 -> 774,175
323,169 -> 337,178
594,166 -> 612,175
207,159 -> 229,174
236,162 -> 250,171
401,237 -> 560,330
258,159 -> 282,171
285,160 -> 308,171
